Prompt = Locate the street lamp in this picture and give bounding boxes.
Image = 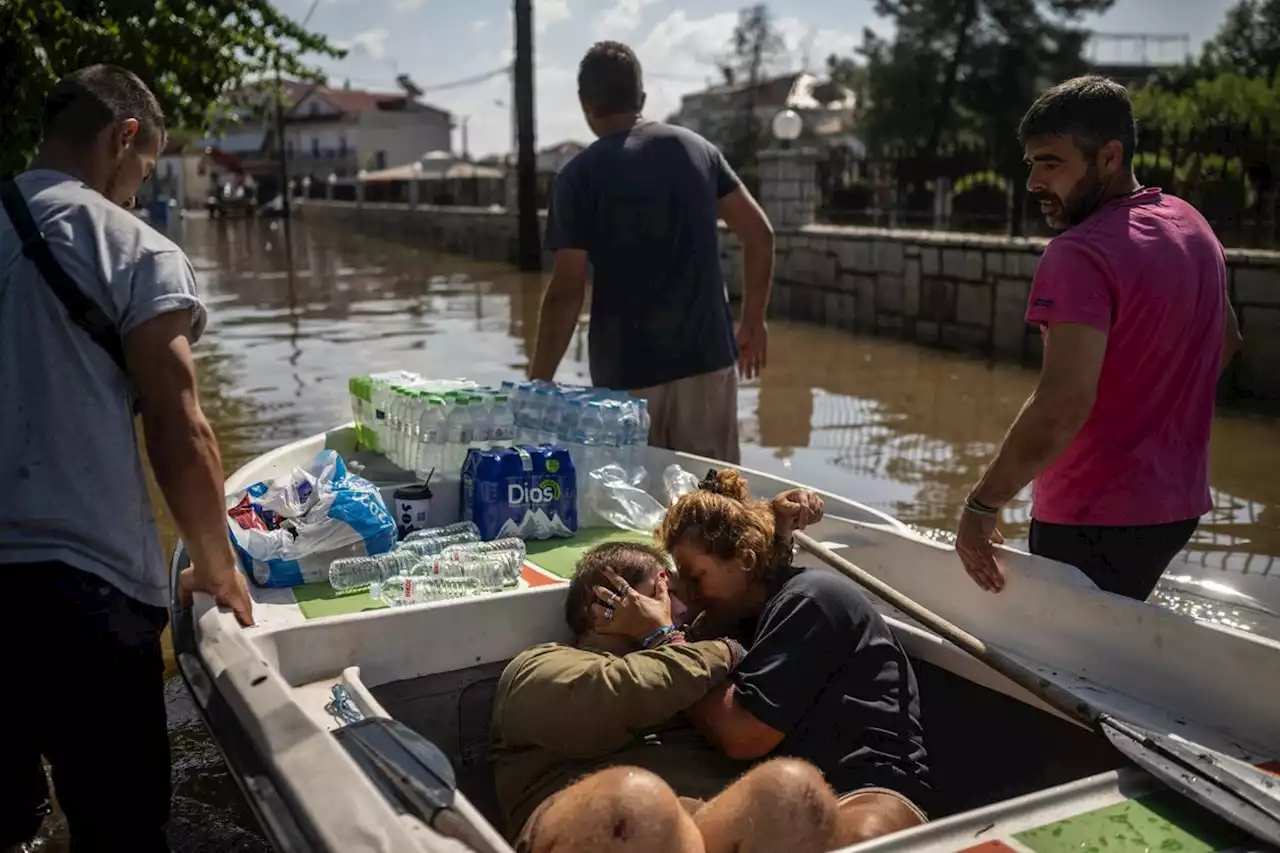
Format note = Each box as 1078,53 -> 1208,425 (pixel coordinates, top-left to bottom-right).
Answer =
772,108 -> 803,149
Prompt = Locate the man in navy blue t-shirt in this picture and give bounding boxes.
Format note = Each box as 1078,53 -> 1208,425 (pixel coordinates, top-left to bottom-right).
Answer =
528,41 -> 776,464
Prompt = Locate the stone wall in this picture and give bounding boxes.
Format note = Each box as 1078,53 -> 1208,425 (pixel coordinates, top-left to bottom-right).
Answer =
297,194 -> 1280,403
716,225 -> 1280,402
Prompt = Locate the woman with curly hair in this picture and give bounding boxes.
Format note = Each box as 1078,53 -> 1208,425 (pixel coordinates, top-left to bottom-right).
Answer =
649,469 -> 932,846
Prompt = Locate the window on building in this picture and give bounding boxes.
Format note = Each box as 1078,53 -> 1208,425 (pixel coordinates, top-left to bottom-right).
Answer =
375,150 -> 387,170
311,136 -> 320,157
338,135 -> 348,156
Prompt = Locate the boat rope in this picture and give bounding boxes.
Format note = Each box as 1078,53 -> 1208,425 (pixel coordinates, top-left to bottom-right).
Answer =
325,684 -> 365,726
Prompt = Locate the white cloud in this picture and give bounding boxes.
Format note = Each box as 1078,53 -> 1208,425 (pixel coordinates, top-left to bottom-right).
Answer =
348,27 -> 390,60
473,18 -> 490,32
536,0 -> 571,34
594,0 -> 665,39
391,0 -> 425,10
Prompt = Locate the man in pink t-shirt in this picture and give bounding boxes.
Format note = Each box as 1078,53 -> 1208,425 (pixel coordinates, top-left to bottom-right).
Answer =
954,76 -> 1243,601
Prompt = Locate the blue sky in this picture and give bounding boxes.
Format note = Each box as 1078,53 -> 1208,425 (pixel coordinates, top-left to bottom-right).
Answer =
275,0 -> 1240,158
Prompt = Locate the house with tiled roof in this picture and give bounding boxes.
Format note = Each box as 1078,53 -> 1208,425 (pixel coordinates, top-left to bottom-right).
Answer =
283,83 -> 453,181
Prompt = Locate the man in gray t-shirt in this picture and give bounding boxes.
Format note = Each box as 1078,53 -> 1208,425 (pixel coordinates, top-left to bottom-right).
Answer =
0,65 -> 252,851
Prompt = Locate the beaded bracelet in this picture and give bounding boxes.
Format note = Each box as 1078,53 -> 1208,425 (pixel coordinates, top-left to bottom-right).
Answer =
642,624 -> 679,649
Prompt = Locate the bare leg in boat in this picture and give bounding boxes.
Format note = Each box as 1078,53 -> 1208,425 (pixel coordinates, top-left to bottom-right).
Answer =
829,788 -> 928,848
519,759 -> 840,853
692,758 -> 839,853
518,766 -> 705,853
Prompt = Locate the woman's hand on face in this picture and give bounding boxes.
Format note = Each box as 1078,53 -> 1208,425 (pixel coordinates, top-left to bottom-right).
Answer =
771,489 -> 824,534
589,566 -> 673,643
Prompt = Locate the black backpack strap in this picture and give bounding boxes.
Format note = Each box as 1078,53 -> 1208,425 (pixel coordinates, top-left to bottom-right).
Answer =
1,179 -> 130,375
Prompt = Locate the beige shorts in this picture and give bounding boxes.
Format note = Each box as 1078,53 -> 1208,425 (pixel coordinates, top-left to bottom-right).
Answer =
630,366 -> 740,464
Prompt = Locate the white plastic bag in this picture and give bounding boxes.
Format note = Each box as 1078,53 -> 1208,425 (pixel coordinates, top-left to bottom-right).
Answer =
588,464 -> 701,534
229,450 -> 397,587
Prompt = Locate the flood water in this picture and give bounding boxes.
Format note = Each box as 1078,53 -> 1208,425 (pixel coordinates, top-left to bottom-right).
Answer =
27,215 -> 1280,850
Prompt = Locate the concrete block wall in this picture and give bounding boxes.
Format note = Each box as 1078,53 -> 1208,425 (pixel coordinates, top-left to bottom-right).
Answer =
296,198 -> 1280,403
717,225 -> 1280,401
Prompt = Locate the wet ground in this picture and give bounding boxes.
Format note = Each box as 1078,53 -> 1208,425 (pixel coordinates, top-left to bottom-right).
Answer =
25,215 -> 1280,849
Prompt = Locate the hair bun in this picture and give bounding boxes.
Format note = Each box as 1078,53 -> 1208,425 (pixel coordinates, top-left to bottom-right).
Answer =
697,468 -> 750,502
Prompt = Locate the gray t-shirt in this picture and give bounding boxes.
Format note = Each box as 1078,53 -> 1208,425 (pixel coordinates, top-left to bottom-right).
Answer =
0,169 -> 207,607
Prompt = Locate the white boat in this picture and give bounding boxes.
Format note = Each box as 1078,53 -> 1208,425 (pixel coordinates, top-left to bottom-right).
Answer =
171,424 -> 1280,853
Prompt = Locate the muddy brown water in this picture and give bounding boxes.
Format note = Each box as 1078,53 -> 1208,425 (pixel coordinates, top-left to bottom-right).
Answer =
26,215 -> 1280,850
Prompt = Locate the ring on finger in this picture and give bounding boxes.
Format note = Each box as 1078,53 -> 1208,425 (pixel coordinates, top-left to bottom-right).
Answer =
606,590 -> 620,606
604,606 -> 614,620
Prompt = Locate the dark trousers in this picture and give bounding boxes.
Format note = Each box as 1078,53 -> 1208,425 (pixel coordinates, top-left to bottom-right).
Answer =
0,562 -> 170,852
1028,518 -> 1199,601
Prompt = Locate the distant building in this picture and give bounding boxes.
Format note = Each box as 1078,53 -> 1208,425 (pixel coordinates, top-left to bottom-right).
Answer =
283,84 -> 453,181
673,72 -> 860,151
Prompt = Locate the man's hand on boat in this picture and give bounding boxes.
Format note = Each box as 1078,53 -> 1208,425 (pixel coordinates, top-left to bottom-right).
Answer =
178,553 -> 256,626
955,506 -> 1007,593
771,488 -> 824,540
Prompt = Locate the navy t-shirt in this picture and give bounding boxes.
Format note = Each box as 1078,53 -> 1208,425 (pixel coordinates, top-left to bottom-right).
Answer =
543,121 -> 740,390
733,570 -> 931,805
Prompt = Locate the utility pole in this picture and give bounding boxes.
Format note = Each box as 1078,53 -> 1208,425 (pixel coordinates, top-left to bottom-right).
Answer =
513,0 -> 541,272
274,53 -> 294,249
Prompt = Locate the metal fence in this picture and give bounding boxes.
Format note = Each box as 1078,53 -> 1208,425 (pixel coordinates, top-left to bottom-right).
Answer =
817,124 -> 1280,250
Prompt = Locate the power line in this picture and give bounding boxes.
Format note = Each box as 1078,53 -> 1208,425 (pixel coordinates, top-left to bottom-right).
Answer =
420,65 -> 511,92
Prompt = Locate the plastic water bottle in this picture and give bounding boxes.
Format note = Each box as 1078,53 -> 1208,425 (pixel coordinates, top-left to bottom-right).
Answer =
398,392 -> 422,469
490,393 -> 516,447
394,530 -> 482,558
560,399 -> 588,470
617,401 -> 641,481
418,546 -> 521,593
443,396 -> 474,474
328,550 -> 421,591
541,393 -> 566,444
529,384 -> 555,440
580,401 -> 607,474
371,574 -> 482,606
441,537 -> 526,584
634,399 -> 650,446
414,396 -> 448,480
402,520 -> 481,543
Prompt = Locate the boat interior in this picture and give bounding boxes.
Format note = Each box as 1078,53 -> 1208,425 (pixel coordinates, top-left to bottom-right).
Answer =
181,428 -> 1280,852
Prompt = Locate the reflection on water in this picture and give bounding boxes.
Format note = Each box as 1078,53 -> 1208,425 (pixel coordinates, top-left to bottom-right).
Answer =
30,215 -> 1274,850
181,217 -> 1279,636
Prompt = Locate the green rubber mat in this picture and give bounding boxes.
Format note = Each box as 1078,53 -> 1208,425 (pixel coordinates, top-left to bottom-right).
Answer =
1013,789 -> 1246,853
523,528 -> 652,579
293,582 -> 387,620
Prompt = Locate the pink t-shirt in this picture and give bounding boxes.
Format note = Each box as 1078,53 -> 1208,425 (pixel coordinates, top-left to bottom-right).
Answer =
1026,188 -> 1225,526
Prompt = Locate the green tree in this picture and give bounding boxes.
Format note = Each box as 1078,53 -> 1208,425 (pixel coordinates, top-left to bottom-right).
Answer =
1202,0 -> 1280,80
854,0 -> 1114,154
0,0 -> 341,177
716,4 -> 786,192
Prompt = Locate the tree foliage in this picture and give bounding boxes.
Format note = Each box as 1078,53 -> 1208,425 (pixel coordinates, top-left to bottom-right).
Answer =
716,4 -> 786,193
853,0 -> 1114,156
1202,0 -> 1280,80
0,0 -> 342,176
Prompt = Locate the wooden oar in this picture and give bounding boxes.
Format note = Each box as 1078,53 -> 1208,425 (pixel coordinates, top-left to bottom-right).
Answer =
793,531 -> 1280,847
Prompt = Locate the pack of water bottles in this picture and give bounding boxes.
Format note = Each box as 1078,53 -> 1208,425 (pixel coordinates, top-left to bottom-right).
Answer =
509,381 -> 652,485
326,520 -> 529,607
348,373 -> 652,483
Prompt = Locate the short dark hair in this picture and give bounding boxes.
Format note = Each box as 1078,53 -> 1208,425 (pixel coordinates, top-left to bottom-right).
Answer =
1018,75 -> 1136,168
564,541 -> 668,637
42,64 -> 166,150
578,41 -> 643,117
